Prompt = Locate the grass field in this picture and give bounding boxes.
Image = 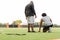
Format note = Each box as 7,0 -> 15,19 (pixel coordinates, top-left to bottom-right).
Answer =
0,28 -> 60,40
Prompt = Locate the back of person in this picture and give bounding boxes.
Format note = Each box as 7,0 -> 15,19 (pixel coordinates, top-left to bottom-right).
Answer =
25,2 -> 36,17
25,1 -> 37,32
42,16 -> 52,26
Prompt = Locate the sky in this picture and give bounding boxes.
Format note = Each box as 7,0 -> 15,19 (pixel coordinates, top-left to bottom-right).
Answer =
0,0 -> 60,25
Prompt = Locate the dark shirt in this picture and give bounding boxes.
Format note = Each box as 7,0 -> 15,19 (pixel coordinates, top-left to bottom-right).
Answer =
25,4 -> 36,17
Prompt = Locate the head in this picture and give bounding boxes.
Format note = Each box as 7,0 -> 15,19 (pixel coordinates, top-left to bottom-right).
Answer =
29,1 -> 34,5
42,13 -> 47,17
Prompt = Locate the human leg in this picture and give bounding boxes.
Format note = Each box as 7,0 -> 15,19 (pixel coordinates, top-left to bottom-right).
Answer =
28,24 -> 31,32
31,24 -> 35,32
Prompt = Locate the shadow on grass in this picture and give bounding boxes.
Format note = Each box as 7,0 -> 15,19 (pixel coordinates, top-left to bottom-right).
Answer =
6,33 -> 26,36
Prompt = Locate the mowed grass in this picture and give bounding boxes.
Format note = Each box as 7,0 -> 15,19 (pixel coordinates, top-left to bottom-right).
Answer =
0,28 -> 60,40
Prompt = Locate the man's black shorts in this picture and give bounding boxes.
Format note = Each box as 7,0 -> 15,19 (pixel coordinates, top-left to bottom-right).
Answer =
43,24 -> 53,32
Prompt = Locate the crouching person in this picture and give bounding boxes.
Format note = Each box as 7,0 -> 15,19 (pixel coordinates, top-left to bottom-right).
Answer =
39,13 -> 53,33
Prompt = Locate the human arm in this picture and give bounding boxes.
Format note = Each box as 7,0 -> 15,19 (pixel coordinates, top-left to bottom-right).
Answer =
31,4 -> 37,18
38,19 -> 43,32
50,18 -> 52,22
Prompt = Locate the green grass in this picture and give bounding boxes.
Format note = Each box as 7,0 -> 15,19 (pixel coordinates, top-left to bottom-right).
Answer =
0,28 -> 60,40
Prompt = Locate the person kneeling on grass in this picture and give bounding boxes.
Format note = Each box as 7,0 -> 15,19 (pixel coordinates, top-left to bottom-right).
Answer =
38,13 -> 53,32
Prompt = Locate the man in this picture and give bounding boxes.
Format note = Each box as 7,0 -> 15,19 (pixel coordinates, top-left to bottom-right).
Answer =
39,13 -> 53,32
25,1 -> 37,32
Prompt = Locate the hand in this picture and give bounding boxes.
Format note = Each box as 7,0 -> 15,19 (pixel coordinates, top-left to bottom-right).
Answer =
35,15 -> 37,18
